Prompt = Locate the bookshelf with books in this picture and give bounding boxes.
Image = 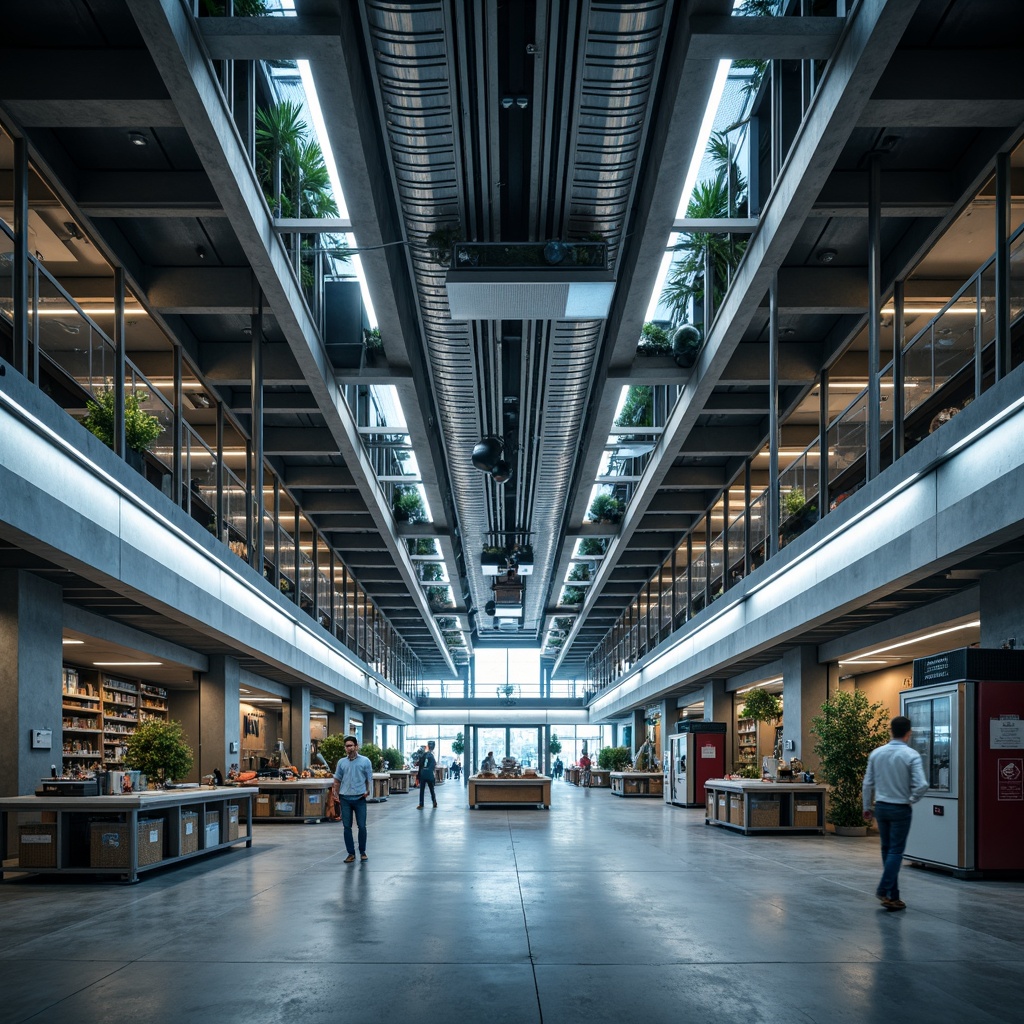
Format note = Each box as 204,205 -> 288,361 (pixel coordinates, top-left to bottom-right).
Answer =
61,667 -> 103,774
140,684 -> 169,723
102,678 -> 140,768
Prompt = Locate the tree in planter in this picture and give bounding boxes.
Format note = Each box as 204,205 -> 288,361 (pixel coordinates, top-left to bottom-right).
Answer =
123,719 -> 194,787
811,689 -> 890,829
781,487 -> 806,520
82,388 -> 164,454
383,746 -> 405,771
588,492 -> 625,524
739,687 -> 783,765
451,731 -> 465,757
318,734 -> 347,771
549,733 -> 562,756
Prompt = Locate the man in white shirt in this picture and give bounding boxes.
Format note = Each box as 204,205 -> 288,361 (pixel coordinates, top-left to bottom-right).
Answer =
862,716 -> 929,911
331,736 -> 373,863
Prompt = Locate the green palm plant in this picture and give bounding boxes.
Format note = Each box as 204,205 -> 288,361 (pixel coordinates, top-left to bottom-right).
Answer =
661,132 -> 748,325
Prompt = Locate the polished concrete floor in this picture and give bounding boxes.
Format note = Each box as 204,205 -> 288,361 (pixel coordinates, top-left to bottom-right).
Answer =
2,781 -> 1023,1023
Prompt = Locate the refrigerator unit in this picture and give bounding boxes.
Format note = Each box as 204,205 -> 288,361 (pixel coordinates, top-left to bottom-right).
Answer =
664,722 -> 727,807
901,648 -> 1024,878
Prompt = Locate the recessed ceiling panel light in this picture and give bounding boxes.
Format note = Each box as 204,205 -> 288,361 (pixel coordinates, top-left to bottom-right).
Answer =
128,131 -> 149,147
94,661 -> 163,667
62,638 -> 84,645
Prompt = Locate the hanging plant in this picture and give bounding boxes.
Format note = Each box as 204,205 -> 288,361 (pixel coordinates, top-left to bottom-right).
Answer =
740,687 -> 782,725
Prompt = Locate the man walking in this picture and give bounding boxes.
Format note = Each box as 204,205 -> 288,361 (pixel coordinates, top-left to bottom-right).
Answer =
331,736 -> 373,862
862,715 -> 929,911
417,739 -> 438,808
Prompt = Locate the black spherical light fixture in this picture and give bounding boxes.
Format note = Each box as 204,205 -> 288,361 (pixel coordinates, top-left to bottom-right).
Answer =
471,436 -> 503,473
490,459 -> 513,484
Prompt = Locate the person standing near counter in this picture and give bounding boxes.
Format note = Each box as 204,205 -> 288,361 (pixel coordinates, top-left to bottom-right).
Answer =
331,736 -> 373,862
417,740 -> 438,809
862,716 -> 929,911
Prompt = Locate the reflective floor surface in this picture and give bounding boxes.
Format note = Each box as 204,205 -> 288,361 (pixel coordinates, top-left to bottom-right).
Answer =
2,782 -> 1022,1023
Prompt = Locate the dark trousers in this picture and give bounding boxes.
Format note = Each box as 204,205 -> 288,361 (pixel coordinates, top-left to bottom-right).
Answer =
340,795 -> 367,855
875,801 -> 912,900
418,774 -> 436,806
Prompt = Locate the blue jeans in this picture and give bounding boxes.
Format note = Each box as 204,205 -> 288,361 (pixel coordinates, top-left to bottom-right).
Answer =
340,795 -> 367,856
874,802 -> 912,900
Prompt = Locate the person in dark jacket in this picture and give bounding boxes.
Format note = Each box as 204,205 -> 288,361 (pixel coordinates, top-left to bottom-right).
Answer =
417,740 -> 438,808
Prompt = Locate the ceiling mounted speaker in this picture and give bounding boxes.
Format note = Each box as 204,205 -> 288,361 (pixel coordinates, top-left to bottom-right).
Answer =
490,460 -> 513,484
484,600 -> 496,616
472,436 -> 503,472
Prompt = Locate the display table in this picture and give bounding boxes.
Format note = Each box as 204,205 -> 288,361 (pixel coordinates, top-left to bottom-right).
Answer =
566,767 -> 580,785
388,770 -> 412,794
434,765 -> 446,785
590,769 -> 611,788
245,779 -> 333,822
704,779 -> 827,834
609,772 -> 663,797
370,773 -> 390,802
468,776 -> 551,809
0,786 -> 256,884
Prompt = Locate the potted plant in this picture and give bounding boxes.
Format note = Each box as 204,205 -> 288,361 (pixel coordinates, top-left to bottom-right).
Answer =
549,733 -> 562,756
81,388 -> 164,469
393,486 -> 426,522
811,689 -> 890,835
451,732 -> 465,757
123,719 -> 194,787
637,321 -> 672,356
481,546 -> 507,575
561,585 -> 586,606
588,492 -> 625,524
383,746 -> 405,772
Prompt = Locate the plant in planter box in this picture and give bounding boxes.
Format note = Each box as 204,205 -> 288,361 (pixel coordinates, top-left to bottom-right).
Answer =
577,537 -> 607,557
393,486 -> 426,523
383,746 -> 405,772
588,492 -> 625,524
317,734 -> 347,771
123,719 -> 194,786
637,321 -> 672,356
561,585 -> 586,606
359,742 -> 384,772
82,388 -> 163,454
811,689 -> 890,829
597,746 -> 632,772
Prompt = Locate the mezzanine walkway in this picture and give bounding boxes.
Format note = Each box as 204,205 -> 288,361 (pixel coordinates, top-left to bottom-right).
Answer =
2,782 -> 1022,1023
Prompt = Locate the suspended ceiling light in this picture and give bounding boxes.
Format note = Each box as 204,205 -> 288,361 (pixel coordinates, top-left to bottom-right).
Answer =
471,436 -> 503,473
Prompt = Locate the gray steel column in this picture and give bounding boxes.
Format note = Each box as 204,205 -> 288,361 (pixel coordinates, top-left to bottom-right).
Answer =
818,368 -> 829,514
251,290 -> 264,570
215,396 -> 224,538
995,150 -> 1010,381
312,531 -> 320,624
172,341 -> 183,504
892,281 -> 905,460
867,154 -> 882,480
704,513 -> 712,605
743,460 -> 752,575
11,137 -> 28,377
273,476 -> 281,586
768,272 -> 780,558
114,268 -> 127,459
722,486 -> 730,589
293,506 -> 301,605
685,534 -> 693,619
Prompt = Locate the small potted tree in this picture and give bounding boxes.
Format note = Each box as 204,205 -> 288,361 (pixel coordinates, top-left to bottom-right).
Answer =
811,689 -> 890,836
82,388 -> 164,471
588,492 -> 625,524
123,719 -> 194,788
738,687 -> 783,770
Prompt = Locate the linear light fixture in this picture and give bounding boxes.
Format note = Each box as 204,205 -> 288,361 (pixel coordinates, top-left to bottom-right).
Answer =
62,638 -> 84,645
94,661 -> 163,667
35,307 -> 148,316
881,306 -> 983,316
841,620 -> 980,664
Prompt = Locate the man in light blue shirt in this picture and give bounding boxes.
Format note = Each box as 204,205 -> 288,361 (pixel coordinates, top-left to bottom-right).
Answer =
862,716 -> 929,911
331,736 -> 374,862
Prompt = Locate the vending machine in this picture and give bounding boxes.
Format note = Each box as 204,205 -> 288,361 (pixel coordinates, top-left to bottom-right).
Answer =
901,648 -> 1024,877
665,722 -> 726,807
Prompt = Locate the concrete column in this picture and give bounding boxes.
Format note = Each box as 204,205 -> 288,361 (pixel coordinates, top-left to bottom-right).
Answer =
701,678 -> 731,724
631,708 -> 646,757
658,698 -> 675,763
287,684 -> 311,770
781,645 -> 827,769
177,655 -> 241,783
980,561 -> 1024,649
0,571 -> 63,797
362,711 -> 377,747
